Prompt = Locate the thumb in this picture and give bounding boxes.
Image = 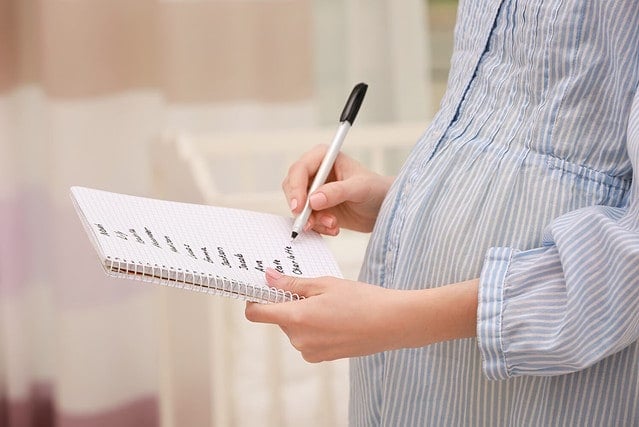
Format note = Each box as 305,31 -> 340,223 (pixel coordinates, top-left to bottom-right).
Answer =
265,268 -> 323,298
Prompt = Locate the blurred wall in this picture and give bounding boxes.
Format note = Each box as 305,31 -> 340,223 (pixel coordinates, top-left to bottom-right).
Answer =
0,1 -> 433,426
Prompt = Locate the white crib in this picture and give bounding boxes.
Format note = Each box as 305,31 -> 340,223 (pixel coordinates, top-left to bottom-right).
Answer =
150,123 -> 424,426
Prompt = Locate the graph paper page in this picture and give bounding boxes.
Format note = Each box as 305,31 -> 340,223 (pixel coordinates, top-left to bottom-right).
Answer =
71,186 -> 343,290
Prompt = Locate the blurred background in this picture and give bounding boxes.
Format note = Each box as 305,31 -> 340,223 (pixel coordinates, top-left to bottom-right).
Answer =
0,0 -> 456,425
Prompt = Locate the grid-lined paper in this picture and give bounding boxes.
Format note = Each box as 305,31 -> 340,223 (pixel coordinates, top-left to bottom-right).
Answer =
70,186 -> 342,301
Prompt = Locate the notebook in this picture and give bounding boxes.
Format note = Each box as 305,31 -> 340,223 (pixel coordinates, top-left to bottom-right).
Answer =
70,186 -> 342,303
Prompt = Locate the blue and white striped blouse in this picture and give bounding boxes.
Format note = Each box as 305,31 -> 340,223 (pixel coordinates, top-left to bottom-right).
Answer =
351,0 -> 639,425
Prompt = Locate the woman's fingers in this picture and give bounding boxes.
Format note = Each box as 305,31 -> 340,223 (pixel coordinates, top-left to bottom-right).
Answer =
282,144 -> 329,214
245,269 -> 327,325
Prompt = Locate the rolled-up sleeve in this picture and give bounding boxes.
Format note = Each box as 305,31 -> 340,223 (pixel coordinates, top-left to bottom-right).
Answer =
477,94 -> 639,381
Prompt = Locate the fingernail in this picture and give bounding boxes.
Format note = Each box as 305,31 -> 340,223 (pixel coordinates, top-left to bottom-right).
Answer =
320,215 -> 335,228
309,192 -> 327,209
289,198 -> 298,211
265,268 -> 283,281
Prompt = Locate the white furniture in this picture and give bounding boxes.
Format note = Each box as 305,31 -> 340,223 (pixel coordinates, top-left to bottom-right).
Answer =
151,123 -> 425,426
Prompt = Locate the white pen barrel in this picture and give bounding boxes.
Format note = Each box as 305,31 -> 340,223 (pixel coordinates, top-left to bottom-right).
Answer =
309,122 -> 351,193
292,122 -> 351,235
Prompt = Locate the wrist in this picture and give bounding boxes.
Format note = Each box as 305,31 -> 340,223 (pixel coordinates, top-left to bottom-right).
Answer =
380,175 -> 395,194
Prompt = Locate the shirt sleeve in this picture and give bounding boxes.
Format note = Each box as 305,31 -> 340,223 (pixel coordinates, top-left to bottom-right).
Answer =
477,96 -> 639,381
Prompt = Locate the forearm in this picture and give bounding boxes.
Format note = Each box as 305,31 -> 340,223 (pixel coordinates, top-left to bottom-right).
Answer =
389,278 -> 479,350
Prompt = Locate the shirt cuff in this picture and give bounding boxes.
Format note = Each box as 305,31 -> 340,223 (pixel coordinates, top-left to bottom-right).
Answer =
477,246 -> 516,380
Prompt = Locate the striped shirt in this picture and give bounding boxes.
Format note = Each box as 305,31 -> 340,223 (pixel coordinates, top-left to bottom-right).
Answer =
350,0 -> 639,425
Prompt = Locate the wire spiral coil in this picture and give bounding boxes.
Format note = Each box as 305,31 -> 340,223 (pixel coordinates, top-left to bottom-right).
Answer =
104,256 -> 300,303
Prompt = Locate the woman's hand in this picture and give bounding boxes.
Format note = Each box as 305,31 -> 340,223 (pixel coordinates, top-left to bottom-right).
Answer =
246,269 -> 410,362
283,144 -> 394,235
245,269 -> 479,363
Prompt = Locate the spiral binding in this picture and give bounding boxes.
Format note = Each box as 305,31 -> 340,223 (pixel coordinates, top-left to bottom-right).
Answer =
104,256 -> 300,303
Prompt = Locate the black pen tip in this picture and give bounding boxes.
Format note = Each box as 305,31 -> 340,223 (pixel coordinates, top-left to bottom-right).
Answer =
290,231 -> 298,240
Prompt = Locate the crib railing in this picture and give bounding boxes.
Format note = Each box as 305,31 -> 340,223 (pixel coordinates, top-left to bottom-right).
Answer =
150,122 -> 425,427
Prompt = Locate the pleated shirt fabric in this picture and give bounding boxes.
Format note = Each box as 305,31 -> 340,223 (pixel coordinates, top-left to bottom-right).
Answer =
350,0 -> 639,425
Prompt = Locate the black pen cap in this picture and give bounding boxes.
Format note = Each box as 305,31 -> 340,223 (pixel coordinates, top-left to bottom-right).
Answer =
340,82 -> 368,125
